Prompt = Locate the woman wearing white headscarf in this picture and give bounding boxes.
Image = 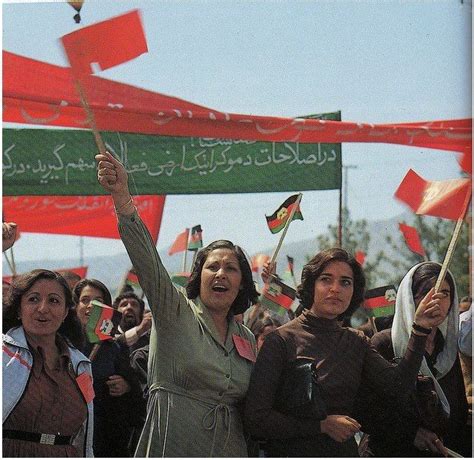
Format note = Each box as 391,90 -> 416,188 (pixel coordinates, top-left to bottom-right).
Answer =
361,262 -> 469,457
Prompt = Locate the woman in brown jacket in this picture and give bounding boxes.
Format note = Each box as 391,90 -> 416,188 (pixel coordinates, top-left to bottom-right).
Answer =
244,248 -> 448,457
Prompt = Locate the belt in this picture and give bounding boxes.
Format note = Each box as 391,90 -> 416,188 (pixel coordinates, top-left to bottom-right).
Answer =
3,429 -> 72,446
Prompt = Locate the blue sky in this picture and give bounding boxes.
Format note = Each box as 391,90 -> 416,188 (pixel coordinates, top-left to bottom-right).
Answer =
2,0 -> 471,265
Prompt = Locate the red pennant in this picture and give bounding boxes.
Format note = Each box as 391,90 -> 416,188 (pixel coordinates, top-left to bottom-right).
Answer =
395,169 -> 471,221
355,251 -> 366,266
168,228 -> 189,256
398,223 -> 426,257
61,10 -> 147,76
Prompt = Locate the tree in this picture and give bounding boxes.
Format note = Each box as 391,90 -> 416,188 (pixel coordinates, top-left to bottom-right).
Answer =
314,208 -> 390,289
385,215 -> 470,298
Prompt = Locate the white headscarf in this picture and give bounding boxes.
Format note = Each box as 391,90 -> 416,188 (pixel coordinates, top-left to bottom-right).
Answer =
391,262 -> 459,415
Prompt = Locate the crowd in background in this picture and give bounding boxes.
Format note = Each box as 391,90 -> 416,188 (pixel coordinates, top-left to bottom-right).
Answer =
2,151 -> 472,458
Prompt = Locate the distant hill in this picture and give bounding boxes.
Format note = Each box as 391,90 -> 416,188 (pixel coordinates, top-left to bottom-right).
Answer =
3,211 -> 415,295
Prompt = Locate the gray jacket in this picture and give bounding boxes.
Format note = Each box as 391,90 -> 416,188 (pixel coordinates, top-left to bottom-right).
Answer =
3,326 -> 94,457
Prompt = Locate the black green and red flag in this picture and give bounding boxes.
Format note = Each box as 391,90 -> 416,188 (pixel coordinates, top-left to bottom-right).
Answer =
125,269 -> 140,290
286,255 -> 295,278
86,300 -> 122,343
188,225 -> 203,251
260,277 -> 296,316
363,285 -> 397,318
265,194 -> 303,234
171,272 -> 191,288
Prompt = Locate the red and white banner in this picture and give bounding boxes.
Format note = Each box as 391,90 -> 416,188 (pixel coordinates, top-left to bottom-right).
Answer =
2,195 -> 165,242
3,51 -> 471,153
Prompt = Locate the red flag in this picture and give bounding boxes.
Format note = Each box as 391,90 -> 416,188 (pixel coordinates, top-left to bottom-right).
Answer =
251,254 -> 270,272
61,10 -> 147,76
168,229 -> 189,256
355,251 -> 366,266
3,51 -> 471,153
2,195 -> 165,243
398,223 -> 426,257
458,147 -> 472,175
394,169 -> 471,221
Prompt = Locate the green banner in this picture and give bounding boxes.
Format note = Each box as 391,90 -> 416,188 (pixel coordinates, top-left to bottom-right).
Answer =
3,113 -> 341,196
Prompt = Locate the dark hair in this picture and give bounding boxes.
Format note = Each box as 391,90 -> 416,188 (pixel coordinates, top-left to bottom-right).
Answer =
460,296 -> 471,304
73,278 -> 112,307
3,269 -> 84,349
297,248 -> 366,321
253,316 -> 282,339
113,292 -> 145,314
186,240 -> 259,315
412,263 -> 455,309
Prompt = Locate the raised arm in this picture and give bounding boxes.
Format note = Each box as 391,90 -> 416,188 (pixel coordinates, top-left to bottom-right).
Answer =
95,151 -> 182,320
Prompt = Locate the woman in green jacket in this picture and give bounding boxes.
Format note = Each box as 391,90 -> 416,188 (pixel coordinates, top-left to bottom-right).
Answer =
96,150 -> 259,457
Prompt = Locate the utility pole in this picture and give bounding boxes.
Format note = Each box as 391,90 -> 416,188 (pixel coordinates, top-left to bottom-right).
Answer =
79,236 -> 84,266
343,164 -> 358,212
340,164 -> 358,247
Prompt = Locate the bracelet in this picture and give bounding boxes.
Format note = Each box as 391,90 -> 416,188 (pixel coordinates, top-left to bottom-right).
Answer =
412,321 -> 432,336
114,197 -> 134,214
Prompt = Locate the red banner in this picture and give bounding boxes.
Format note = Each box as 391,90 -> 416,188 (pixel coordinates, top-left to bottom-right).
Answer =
3,51 -> 471,153
2,195 -> 165,242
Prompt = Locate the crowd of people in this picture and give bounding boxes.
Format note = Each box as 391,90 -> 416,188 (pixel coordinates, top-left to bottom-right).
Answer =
1,151 -> 471,457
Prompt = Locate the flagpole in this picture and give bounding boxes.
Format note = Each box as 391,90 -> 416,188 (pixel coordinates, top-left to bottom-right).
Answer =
270,193 -> 303,265
434,192 -> 472,292
3,251 -> 15,276
73,79 -> 107,155
182,249 -> 188,273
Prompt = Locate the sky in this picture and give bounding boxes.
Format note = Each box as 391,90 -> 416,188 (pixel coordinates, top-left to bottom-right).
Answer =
1,0 -> 472,269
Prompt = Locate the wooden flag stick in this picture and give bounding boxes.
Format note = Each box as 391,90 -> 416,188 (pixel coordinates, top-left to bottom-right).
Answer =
3,251 -> 15,276
270,193 -> 303,265
88,343 -> 102,362
369,317 -> 378,335
434,192 -> 472,292
73,79 -> 107,155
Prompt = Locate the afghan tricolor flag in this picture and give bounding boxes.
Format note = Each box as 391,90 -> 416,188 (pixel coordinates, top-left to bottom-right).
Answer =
86,300 -> 122,343
266,194 -> 303,234
171,272 -> 191,288
188,225 -> 203,251
260,277 -> 296,316
363,285 -> 397,318
286,255 -> 295,278
395,169 -> 471,221
125,269 -> 141,291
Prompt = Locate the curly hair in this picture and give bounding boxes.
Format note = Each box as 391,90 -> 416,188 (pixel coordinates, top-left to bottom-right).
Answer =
3,269 -> 84,349
73,278 -> 112,307
186,240 -> 259,315
297,248 -> 366,321
113,292 -> 145,314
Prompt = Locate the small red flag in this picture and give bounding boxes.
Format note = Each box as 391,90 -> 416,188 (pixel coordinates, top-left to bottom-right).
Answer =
61,10 -> 148,76
251,254 -> 270,272
168,228 -> 189,256
399,223 -> 426,257
394,169 -> 471,221
355,251 -> 366,266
